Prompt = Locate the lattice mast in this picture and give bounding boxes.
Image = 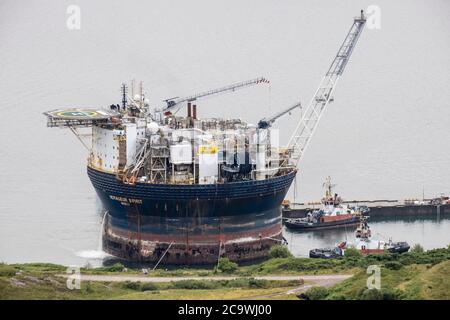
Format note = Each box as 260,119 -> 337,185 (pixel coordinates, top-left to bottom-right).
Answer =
288,10 -> 366,167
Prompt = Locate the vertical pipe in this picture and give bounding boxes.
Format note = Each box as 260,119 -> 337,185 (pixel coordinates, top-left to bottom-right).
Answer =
121,83 -> 127,111
187,102 -> 192,118
193,104 -> 197,119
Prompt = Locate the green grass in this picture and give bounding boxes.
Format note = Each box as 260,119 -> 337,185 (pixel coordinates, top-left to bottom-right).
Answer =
1,245 -> 450,300
302,260 -> 450,300
73,246 -> 450,278
113,287 -> 295,300
239,246 -> 450,276
0,270 -> 301,300
400,260 -> 450,299
0,262 -> 303,300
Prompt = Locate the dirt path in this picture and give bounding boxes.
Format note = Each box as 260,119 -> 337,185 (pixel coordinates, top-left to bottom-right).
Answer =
247,275 -> 352,299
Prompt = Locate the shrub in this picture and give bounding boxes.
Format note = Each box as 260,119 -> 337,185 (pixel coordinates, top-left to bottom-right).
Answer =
326,293 -> 348,300
344,248 -> 361,258
217,258 -> 238,273
397,253 -> 416,266
303,287 -> 329,300
0,265 -> 17,277
171,280 -> 216,290
84,282 -> 94,294
21,263 -> 66,272
366,252 -> 396,262
411,244 -> 424,253
285,279 -> 304,287
359,288 -> 403,300
224,278 -> 249,288
269,245 -> 293,259
106,263 -> 125,272
384,261 -> 402,270
248,278 -> 269,288
381,288 -> 404,300
342,256 -> 360,268
359,288 -> 384,300
122,281 -> 141,290
280,257 -> 337,272
141,283 -> 158,291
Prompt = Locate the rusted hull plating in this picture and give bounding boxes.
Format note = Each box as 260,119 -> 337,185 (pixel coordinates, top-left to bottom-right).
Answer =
102,219 -> 283,264
88,166 -> 296,265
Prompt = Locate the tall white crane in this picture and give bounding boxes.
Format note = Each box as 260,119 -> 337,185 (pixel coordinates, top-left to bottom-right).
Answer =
162,77 -> 270,114
288,10 -> 366,167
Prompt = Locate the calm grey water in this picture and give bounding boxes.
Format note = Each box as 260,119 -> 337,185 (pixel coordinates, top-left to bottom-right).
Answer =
0,0 -> 449,266
286,214 -> 450,257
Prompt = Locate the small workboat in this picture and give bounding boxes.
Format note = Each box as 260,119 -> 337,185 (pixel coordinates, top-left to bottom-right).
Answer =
309,247 -> 343,259
386,241 -> 410,254
309,217 -> 410,258
285,177 -> 369,231
342,216 -> 410,255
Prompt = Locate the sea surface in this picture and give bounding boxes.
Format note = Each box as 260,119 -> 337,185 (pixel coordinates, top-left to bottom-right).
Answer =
286,214 -> 450,257
0,0 -> 449,266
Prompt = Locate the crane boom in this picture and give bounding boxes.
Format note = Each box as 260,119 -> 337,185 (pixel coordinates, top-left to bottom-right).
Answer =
287,10 -> 366,167
258,102 -> 301,129
163,77 -> 269,113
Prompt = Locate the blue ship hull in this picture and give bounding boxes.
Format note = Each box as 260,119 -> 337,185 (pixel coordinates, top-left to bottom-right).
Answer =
87,166 -> 296,264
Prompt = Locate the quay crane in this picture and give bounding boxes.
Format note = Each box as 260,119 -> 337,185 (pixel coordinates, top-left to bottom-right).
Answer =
286,10 -> 366,167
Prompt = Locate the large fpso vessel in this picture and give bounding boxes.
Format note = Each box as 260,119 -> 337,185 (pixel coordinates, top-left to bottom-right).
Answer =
44,12 -> 366,265
46,87 -> 297,265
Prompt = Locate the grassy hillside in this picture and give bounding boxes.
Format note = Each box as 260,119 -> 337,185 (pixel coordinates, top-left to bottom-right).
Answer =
1,246 -> 450,300
0,263 -> 301,300
301,260 -> 450,300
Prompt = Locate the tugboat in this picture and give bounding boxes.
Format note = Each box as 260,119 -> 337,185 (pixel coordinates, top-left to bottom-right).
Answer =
343,216 -> 410,255
284,177 -> 369,231
309,217 -> 410,258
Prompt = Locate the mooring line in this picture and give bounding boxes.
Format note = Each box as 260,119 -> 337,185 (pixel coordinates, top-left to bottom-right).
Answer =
152,241 -> 174,271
